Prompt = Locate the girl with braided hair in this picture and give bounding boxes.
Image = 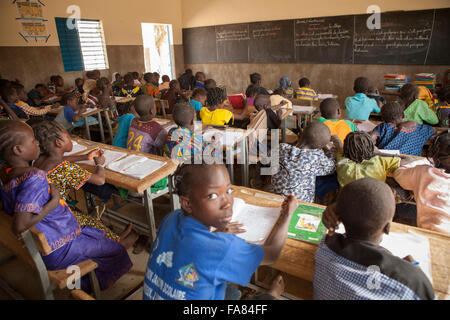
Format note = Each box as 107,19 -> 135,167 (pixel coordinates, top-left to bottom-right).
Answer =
199,87 -> 249,127
31,120 -> 140,248
394,131 -> 450,234
336,131 -> 402,187
0,120 -> 132,292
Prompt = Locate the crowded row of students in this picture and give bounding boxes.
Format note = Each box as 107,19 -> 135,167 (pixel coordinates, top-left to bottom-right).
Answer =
0,67 -> 448,301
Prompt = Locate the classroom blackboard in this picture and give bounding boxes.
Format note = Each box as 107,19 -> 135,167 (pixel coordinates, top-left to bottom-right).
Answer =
182,8 -> 450,65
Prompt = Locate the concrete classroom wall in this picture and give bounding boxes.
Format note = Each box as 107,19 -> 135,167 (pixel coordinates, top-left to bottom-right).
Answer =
181,0 -> 450,104
0,0 -> 184,90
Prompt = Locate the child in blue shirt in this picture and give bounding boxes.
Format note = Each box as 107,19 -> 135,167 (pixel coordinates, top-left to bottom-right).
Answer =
0,86 -> 28,119
143,163 -> 297,300
345,77 -> 380,120
372,101 -> 434,156
189,87 -> 207,113
112,101 -> 138,148
54,93 -> 87,130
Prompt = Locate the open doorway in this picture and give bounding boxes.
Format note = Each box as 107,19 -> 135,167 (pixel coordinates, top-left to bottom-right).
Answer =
141,23 -> 174,79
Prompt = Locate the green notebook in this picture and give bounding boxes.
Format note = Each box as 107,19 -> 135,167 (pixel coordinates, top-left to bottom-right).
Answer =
287,204 -> 327,244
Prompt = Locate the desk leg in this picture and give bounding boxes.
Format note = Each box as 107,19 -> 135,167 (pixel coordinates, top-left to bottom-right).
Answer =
143,188 -> 157,242
97,112 -> 105,143
240,138 -> 249,187
104,110 -> 114,141
84,117 -> 91,140
168,174 -> 180,211
282,118 -> 286,143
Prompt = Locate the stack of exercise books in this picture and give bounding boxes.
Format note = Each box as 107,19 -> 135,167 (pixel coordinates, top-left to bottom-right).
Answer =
384,74 -> 408,92
414,73 -> 436,89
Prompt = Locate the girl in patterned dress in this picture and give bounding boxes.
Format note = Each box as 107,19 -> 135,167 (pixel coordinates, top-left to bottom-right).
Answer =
31,120 -> 139,248
0,120 -> 133,291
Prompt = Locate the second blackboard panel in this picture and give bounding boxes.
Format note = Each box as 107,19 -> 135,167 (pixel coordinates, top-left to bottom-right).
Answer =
248,20 -> 295,63
294,15 -> 354,64
216,23 -> 250,63
353,10 -> 433,65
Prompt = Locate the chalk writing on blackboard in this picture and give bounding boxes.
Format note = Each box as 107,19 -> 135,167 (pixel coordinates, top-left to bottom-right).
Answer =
295,21 -> 352,48
216,26 -> 250,42
252,26 -> 282,38
354,27 -> 432,53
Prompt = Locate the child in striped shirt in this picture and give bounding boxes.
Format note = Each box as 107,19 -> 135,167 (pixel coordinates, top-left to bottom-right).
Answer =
294,77 -> 318,101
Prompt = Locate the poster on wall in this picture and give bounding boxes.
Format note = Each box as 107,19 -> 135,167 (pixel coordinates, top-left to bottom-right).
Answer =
16,1 -> 44,18
14,0 -> 50,42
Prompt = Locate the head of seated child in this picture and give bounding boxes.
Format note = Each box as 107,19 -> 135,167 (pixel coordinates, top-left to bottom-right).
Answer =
1,86 -> 19,104
114,73 -> 122,83
0,120 -> 40,168
204,79 -> 216,91
399,83 -> 418,108
337,177 -> 395,243
132,72 -> 140,81
368,86 -> 379,96
174,163 -> 234,231
254,94 -> 271,111
206,87 -> 227,110
35,84 -> 49,97
343,131 -> 375,163
161,75 -> 170,83
192,87 -> 207,105
152,72 -> 160,85
85,71 -> 96,80
298,77 -> 311,89
381,101 -> 406,125
32,120 -> 73,157
353,77 -> 369,94
173,103 -> 195,130
320,98 -> 341,120
61,92 -> 78,110
11,84 -> 27,102
143,72 -> 153,85
123,73 -> 135,88
195,72 -> 206,83
272,88 -> 285,97
437,86 -> 450,104
97,77 -> 111,95
50,75 -> 64,88
250,73 -> 262,86
298,122 -> 331,149
169,79 -> 180,91
428,131 -> 450,173
133,95 -> 155,121
75,78 -> 84,91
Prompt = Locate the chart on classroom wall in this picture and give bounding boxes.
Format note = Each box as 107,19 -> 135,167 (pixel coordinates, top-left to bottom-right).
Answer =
182,8 -> 450,65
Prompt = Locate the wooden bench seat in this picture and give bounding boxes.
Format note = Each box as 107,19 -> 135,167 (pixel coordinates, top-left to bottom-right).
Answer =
0,211 -> 101,299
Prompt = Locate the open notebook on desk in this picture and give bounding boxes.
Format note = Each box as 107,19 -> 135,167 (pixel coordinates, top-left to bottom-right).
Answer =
335,224 -> 432,283
77,149 -> 127,166
293,105 -> 315,113
106,154 -> 166,179
82,107 -> 98,115
203,129 -> 244,147
64,140 -> 88,156
228,198 -> 282,245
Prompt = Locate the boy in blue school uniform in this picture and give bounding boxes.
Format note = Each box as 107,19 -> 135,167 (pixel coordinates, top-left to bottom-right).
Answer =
143,163 -> 297,300
345,77 -> 380,120
314,178 -> 435,300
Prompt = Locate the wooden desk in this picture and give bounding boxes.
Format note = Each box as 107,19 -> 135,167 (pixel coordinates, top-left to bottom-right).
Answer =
232,186 -> 450,300
70,137 -> 178,241
49,107 -> 107,143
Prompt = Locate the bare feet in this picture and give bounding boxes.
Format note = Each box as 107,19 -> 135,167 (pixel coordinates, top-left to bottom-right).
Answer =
119,223 -> 133,239
266,274 -> 284,299
133,235 -> 150,254
119,225 -> 139,250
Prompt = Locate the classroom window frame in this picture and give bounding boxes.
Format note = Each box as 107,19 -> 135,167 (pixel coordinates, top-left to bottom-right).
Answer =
55,17 -> 109,72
